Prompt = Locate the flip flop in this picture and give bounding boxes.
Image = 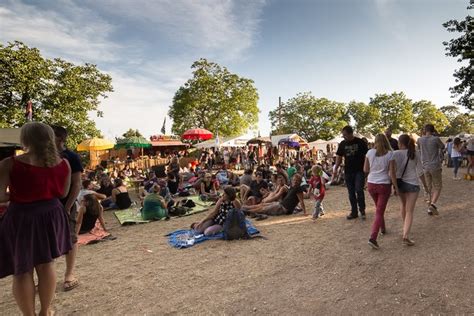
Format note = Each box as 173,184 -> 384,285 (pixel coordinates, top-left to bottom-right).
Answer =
63,279 -> 79,292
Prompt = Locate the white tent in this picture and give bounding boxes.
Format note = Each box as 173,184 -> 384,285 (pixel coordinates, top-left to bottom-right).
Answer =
0,128 -> 21,147
308,137 -> 342,151
193,135 -> 251,149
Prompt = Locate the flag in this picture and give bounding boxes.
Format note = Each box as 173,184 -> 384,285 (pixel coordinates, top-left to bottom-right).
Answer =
161,117 -> 166,134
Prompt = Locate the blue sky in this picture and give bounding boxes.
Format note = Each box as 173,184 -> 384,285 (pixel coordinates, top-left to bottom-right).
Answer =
0,0 -> 469,139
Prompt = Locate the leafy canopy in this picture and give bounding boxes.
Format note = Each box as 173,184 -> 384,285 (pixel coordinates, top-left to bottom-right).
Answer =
412,100 -> 449,134
169,58 -> 259,137
347,101 -> 381,135
440,105 -> 474,135
368,92 -> 417,133
443,4 -> 473,110
269,92 -> 348,141
0,41 -> 113,148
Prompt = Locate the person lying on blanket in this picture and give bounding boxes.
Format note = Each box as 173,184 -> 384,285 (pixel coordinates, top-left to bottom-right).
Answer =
242,173 -> 307,216
192,187 -> 241,236
141,184 -> 168,221
76,194 -> 107,234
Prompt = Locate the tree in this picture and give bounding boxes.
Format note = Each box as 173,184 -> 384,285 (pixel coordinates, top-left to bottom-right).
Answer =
0,41 -> 113,148
443,4 -> 473,110
368,92 -> 416,133
412,100 -> 449,134
121,129 -> 143,138
440,105 -> 474,135
269,92 -> 348,141
347,101 -> 381,135
169,59 -> 259,137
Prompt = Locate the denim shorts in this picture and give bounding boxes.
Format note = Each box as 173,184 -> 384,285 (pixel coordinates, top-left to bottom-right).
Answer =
397,180 -> 420,193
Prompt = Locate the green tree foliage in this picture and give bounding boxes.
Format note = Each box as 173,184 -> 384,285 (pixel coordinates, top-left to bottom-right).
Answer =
440,105 -> 474,135
368,92 -> 416,133
122,129 -> 143,138
0,41 -> 113,148
412,100 -> 449,134
443,4 -> 473,110
169,59 -> 259,137
347,101 -> 381,135
269,92 -> 348,141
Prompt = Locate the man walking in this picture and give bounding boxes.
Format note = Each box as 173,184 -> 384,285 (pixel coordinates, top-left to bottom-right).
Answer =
385,128 -> 399,150
333,126 -> 368,220
52,125 -> 83,291
417,124 -> 444,215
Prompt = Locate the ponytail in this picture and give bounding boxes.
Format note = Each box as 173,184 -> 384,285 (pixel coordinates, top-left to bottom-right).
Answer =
398,134 -> 416,160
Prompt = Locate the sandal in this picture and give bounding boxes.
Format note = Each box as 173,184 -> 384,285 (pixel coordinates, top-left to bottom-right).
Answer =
63,279 -> 79,292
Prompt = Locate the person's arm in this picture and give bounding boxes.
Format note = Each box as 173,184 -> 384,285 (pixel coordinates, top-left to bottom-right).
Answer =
111,188 -> 118,203
197,199 -> 222,224
297,192 -> 307,215
363,157 -> 370,174
389,160 -> 398,196
97,204 -> 107,231
200,182 -> 207,195
76,205 -> 85,235
332,155 -> 343,179
92,192 -> 107,200
65,171 -> 81,214
0,158 -> 12,203
60,160 -> 72,199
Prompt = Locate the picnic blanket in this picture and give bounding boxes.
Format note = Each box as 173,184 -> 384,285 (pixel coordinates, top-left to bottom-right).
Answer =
114,208 -> 151,225
166,220 -> 260,249
175,196 -> 214,217
77,221 -> 113,246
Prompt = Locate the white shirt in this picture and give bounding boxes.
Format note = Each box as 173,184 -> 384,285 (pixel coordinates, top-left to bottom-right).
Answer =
392,149 -> 424,186
366,149 -> 393,184
77,189 -> 96,203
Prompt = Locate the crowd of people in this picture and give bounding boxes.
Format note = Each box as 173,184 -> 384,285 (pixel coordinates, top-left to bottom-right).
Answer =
0,122 -> 472,315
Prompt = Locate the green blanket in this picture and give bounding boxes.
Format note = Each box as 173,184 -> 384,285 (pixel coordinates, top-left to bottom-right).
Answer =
114,208 -> 150,225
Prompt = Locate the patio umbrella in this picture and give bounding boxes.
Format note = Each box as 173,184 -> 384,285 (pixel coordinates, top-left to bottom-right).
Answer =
182,128 -> 213,141
115,136 -> 151,149
77,137 -> 114,151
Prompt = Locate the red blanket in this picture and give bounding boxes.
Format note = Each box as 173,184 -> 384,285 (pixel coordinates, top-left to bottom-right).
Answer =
77,221 -> 111,246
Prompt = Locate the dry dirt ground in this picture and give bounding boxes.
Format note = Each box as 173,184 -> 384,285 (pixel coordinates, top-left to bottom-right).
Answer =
1,167 -> 473,315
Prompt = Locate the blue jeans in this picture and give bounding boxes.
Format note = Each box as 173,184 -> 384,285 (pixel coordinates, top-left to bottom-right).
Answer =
452,157 -> 461,177
345,171 -> 366,216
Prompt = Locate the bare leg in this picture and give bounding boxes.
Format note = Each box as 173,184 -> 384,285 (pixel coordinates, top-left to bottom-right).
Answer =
12,271 -> 35,316
403,192 -> 419,239
36,262 -> 56,316
64,244 -> 77,283
430,188 -> 441,205
398,192 -> 407,222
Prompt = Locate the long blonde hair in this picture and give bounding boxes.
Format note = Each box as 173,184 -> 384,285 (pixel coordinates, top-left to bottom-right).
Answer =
374,133 -> 392,156
20,122 -> 60,167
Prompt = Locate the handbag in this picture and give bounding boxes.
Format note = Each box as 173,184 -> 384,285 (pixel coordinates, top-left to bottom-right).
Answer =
396,156 -> 410,188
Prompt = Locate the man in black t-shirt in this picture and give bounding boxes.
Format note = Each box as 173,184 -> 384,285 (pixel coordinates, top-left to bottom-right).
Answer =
333,125 -> 368,220
243,171 -> 269,205
385,128 -> 399,150
52,125 -> 83,291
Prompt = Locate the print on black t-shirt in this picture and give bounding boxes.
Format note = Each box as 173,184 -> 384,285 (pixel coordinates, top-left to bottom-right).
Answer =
336,137 -> 368,174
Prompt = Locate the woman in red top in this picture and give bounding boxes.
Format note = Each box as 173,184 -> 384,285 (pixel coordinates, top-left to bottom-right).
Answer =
0,122 -> 72,316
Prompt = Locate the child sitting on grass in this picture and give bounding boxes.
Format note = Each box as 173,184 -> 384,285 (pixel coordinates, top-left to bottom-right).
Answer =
309,165 -> 326,219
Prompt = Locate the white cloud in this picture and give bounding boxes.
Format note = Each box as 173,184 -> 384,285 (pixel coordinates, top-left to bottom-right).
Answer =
0,0 -> 119,63
88,0 -> 266,60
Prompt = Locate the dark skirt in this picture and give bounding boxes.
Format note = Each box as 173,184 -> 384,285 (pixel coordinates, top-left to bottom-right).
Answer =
0,199 -> 72,278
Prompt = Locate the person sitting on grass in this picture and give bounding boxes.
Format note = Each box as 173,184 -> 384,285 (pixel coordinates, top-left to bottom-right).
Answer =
192,187 -> 241,236
141,184 -> 168,221
261,174 -> 289,203
76,194 -> 107,234
110,178 -> 132,210
200,173 -> 219,201
167,172 -> 179,195
241,171 -> 269,206
243,174 -> 307,216
77,179 -> 106,203
143,171 -> 158,192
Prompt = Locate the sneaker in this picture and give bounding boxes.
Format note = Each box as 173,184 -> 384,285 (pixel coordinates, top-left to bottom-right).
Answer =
428,204 -> 439,216
346,214 -> 358,220
319,210 -> 325,216
403,238 -> 415,246
360,213 -> 366,220
380,229 -> 386,236
368,239 -> 379,249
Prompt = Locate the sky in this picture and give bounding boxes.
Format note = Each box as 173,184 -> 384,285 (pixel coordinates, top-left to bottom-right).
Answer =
0,0 -> 470,140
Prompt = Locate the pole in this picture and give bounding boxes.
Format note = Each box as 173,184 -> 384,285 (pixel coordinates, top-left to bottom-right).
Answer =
278,96 -> 282,132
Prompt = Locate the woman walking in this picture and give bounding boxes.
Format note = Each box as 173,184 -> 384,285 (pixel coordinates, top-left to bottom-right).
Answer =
0,122 -> 72,316
391,134 -> 425,246
364,134 -> 397,249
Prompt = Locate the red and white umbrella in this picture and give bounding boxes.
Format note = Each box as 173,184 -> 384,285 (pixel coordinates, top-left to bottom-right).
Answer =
182,128 -> 213,141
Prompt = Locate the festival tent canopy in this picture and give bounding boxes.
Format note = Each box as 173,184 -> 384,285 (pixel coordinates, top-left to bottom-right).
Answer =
182,128 -> 213,141
0,128 -> 21,147
194,135 -> 252,149
271,134 -> 308,147
77,137 -> 115,151
115,136 -> 151,149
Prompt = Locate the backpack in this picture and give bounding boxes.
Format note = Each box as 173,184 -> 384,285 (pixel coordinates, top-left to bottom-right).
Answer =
223,209 -> 250,240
